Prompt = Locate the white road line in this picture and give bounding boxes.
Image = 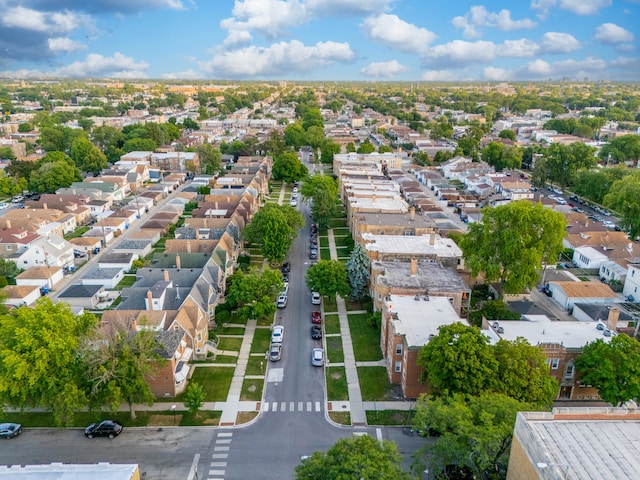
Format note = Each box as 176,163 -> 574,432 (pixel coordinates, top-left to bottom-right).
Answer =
298,401 -> 303,411
214,446 -> 230,452
263,402 -> 270,412
306,401 -> 312,411
216,439 -> 232,444
280,401 -> 286,411
209,470 -> 225,476
376,428 -> 383,444
271,402 -> 277,412
211,454 -> 228,459
315,401 -> 321,411
218,432 -> 233,437
289,401 -> 295,411
210,462 -> 227,468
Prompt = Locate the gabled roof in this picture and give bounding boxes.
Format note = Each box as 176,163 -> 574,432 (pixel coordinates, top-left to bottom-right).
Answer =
59,284 -> 103,298
549,281 -> 617,299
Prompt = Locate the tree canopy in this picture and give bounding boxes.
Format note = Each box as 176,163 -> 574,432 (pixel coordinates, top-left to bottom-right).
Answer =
300,174 -> 338,230
603,172 -> 640,239
194,143 -> 222,174
242,204 -> 304,263
534,142 -> 597,190
413,393 -> 537,480
28,155 -> 82,193
0,299 -> 97,426
305,260 -> 350,299
70,136 -> 108,174
574,335 -> 640,406
271,151 -> 308,183
295,434 -> 409,480
346,242 -> 370,301
459,200 -> 566,298
225,267 -> 283,321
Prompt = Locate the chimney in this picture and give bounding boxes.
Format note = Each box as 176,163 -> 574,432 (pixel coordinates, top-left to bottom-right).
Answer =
372,194 -> 376,203
5,220 -> 10,229
43,203 -> 48,209
215,202 -> 218,210
164,269 -> 169,282
146,290 -> 153,310
409,206 -> 415,221
429,233 -> 436,246
410,257 -> 417,276
607,307 -> 620,331
176,254 -> 181,270
187,241 -> 192,254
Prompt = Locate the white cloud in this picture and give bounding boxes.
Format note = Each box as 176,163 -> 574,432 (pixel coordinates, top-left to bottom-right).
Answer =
594,23 -> 634,44
423,40 -> 496,68
223,29 -> 254,48
160,69 -> 203,80
497,39 -> 539,57
539,32 -> 582,53
531,0 -> 612,17
483,67 -> 513,81
421,69 -> 468,81
48,37 -> 87,53
220,0 -> 306,40
360,60 -> 409,78
2,6 -> 90,34
516,56 -> 608,79
54,52 -> 149,78
199,40 -> 355,78
361,14 -> 436,54
452,6 -> 536,39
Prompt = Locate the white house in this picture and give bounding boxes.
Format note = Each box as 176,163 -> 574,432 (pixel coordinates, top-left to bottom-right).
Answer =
599,260 -> 627,284
547,281 -> 618,311
623,263 -> 640,302
2,285 -> 41,308
15,266 -> 64,290
572,246 -> 609,270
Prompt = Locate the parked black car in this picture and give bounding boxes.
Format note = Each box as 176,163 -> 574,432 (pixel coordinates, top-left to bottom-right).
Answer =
84,420 -> 123,439
280,262 -> 290,274
311,325 -> 322,340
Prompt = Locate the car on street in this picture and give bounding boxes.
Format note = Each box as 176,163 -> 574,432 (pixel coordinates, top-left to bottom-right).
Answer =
309,247 -> 318,259
0,203 -> 9,210
271,325 -> 284,344
84,420 -> 123,439
311,348 -> 324,367
290,199 -> 298,207
311,325 -> 322,340
311,311 -> 322,324
11,195 -> 23,203
0,422 -> 22,439
311,292 -> 321,305
268,343 -> 282,361
276,294 -> 288,308
281,281 -> 289,295
280,262 -> 290,274
603,221 -> 615,229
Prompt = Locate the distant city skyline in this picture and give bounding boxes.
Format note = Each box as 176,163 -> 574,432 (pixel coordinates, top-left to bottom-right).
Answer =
0,0 -> 638,82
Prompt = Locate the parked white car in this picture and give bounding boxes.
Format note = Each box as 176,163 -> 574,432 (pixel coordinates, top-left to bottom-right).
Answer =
271,325 -> 284,344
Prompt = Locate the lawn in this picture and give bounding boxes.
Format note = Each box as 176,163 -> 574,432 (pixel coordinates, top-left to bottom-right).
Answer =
323,295 -> 337,312
366,410 -> 414,426
320,237 -> 329,248
358,366 -> 394,401
240,377 -> 264,401
64,226 -> 90,240
245,354 -> 268,376
250,328 -> 272,354
329,218 -> 348,228
208,355 -> 237,365
320,247 -> 331,260
324,314 -> 340,334
215,325 -> 245,336
333,235 -> 354,248
348,313 -> 382,361
216,336 -> 243,352
114,275 -> 137,290
326,366 -> 349,401
326,335 -> 344,363
177,366 -> 234,402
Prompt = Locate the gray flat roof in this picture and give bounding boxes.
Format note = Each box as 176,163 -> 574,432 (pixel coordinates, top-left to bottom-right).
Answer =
517,408 -> 640,480
373,260 -> 469,292
363,233 -> 462,257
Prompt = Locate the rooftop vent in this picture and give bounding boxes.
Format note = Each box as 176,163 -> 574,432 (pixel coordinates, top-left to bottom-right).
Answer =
423,295 -> 430,301
414,294 -> 420,301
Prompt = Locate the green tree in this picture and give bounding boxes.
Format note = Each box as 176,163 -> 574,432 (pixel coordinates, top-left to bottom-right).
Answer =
272,151 -> 308,183
494,337 -> 558,407
123,137 -> 157,153
575,335 -> 640,405
0,147 -> 15,161
17,122 -> 33,133
481,142 -> 522,171
306,260 -> 350,298
346,142 -> 356,153
225,267 -> 283,321
305,125 -> 325,149
0,299 -> 97,426
242,204 -> 304,263
418,323 -> 498,396
0,171 -> 27,196
70,136 -> 108,174
84,324 -> 161,419
346,242 -> 370,301
29,157 -> 82,193
295,434 -> 409,480
184,382 -> 205,416
459,201 -> 566,298
195,143 -> 222,174
320,139 -> 341,164
284,122 -> 305,149
300,174 -> 338,230
6,159 -> 38,180
357,139 -> 376,154
542,142 -> 597,190
598,135 -> 640,166
498,129 -> 516,141
378,145 -> 393,154
603,173 -> 640,238
413,393 -> 537,479
0,258 -> 21,280
39,125 -> 84,153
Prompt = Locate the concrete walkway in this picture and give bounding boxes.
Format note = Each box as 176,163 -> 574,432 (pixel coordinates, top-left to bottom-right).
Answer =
277,183 -> 286,206
327,229 -> 367,426
219,319 -> 257,427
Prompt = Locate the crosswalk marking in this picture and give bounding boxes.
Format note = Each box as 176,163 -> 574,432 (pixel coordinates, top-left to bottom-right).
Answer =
214,446 -> 230,452
218,432 -> 233,437
280,401 -> 286,411
216,439 -> 232,444
210,462 -> 227,468
209,470 -> 225,476
260,401 -> 324,413
307,401 -> 312,411
289,401 -> 295,411
212,454 -> 228,459
315,401 -> 321,412
298,401 -> 303,411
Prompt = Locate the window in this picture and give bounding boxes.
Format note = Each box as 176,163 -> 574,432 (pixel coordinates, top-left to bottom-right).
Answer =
565,364 -> 574,378
551,358 -> 560,370
395,344 -> 402,355
403,229 -> 415,236
197,333 -> 202,342
5,245 -> 10,250
394,361 -> 402,373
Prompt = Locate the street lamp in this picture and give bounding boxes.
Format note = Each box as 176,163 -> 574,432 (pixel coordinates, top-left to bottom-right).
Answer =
171,404 -> 176,425
537,462 -> 570,479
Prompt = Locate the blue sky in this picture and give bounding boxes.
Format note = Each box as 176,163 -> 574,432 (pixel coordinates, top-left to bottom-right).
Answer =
0,0 -> 638,81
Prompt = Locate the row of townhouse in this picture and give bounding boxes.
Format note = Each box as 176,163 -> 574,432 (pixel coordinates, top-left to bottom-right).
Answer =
335,152 -> 639,402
